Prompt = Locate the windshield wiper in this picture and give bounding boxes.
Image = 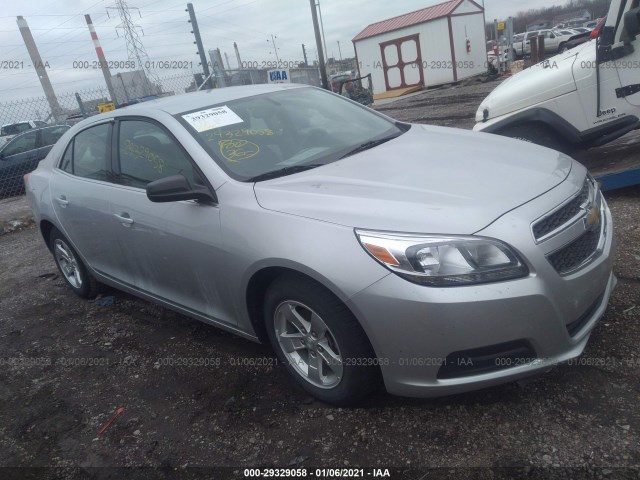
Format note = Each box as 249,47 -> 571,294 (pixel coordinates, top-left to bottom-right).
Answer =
247,164 -> 324,182
339,134 -> 402,159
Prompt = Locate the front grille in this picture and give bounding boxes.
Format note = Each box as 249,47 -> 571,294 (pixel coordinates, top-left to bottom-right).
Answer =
437,340 -> 537,379
547,229 -> 600,274
533,179 -> 590,240
566,293 -> 604,337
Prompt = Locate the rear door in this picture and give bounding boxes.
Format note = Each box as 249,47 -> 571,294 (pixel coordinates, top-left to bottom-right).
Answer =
49,122 -> 121,277
38,126 -> 70,161
108,117 -> 229,323
524,31 -> 538,54
542,30 -> 559,51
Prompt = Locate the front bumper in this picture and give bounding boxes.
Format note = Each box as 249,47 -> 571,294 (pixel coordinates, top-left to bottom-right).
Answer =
347,174 -> 615,398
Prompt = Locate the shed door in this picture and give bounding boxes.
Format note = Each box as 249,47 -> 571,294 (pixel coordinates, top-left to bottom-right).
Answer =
379,34 -> 424,91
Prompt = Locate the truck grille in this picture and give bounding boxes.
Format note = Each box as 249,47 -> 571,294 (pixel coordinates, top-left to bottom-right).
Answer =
533,179 -> 590,240
547,228 -> 600,275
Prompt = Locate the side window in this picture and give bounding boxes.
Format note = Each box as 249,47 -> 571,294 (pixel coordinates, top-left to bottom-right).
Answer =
118,120 -> 197,189
1,131 -> 37,157
60,141 -> 73,173
72,123 -> 110,180
41,126 -> 69,147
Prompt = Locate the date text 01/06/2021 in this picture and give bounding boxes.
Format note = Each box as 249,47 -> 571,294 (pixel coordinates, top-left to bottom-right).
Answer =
243,468 -> 391,477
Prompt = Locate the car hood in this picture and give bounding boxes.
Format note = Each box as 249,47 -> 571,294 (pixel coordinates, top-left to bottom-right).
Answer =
476,48 -> 581,122
254,124 -> 572,234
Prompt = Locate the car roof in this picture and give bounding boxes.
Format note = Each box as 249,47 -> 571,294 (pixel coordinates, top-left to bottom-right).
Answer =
92,83 -> 308,120
1,121 -> 32,127
2,124 -> 68,138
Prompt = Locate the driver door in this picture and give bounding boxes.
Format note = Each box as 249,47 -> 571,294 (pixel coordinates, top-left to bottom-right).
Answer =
108,118 -> 231,324
614,0 -> 640,106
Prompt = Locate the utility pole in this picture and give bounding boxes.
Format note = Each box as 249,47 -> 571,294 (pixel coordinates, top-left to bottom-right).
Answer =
85,14 -> 118,105
337,40 -> 342,62
309,0 -> 329,89
234,42 -> 242,68
186,3 -> 212,89
267,34 -> 280,63
317,0 -> 328,71
16,16 -> 62,120
208,49 -> 226,88
302,44 -> 308,66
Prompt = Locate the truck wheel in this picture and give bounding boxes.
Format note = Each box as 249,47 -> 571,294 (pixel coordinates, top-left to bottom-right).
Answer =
498,124 -> 574,155
559,43 -> 568,53
264,274 -> 379,406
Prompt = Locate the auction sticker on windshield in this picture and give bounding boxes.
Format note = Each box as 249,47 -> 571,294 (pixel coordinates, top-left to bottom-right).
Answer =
182,106 -> 243,132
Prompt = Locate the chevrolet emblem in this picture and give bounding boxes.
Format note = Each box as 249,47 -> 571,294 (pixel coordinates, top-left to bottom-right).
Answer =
584,206 -> 601,232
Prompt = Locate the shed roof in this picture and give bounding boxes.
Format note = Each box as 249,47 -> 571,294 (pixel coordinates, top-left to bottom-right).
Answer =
353,0 -> 465,42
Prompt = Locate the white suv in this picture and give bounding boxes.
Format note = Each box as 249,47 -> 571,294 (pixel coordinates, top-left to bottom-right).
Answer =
475,1 -> 640,156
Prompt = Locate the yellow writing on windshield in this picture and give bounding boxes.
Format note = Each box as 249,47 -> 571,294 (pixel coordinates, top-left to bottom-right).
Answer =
206,128 -> 274,141
219,139 -> 260,163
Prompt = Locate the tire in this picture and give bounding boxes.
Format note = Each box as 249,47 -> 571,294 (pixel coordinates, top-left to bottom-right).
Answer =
264,274 -> 379,406
49,227 -> 100,299
558,43 -> 567,53
498,123 -> 575,155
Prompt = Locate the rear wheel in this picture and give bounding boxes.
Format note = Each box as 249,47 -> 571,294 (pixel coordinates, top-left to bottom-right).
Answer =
498,123 -> 574,154
264,275 -> 379,405
49,228 -> 100,299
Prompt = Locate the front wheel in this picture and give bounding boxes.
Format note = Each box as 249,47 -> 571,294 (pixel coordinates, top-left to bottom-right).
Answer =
264,275 -> 379,405
49,228 -> 100,299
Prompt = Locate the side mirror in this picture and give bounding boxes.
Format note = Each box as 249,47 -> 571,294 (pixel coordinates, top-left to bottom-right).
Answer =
146,175 -> 214,203
622,8 -> 640,42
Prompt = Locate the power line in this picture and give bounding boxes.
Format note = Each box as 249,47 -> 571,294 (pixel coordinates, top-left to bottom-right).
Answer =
108,0 -> 158,84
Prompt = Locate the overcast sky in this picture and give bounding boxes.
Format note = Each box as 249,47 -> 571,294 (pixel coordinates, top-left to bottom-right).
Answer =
0,0 -> 568,102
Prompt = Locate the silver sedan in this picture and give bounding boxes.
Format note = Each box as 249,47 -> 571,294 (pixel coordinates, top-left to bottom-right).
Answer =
25,84 -> 615,405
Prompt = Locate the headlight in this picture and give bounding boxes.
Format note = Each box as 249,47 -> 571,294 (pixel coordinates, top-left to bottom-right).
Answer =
355,230 -> 529,287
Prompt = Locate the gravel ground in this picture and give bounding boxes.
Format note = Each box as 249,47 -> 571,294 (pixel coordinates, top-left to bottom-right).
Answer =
1,79 -> 639,475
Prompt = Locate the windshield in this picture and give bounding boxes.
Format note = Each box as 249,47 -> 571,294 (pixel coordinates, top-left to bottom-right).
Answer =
177,87 -> 404,182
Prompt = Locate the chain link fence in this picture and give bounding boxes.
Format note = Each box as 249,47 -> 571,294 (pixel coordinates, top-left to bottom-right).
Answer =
0,71 -> 197,199
220,67 -> 322,87
0,66 -> 324,198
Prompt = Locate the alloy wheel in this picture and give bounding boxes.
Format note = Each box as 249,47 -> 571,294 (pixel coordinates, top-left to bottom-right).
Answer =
274,300 -> 343,389
54,238 -> 83,289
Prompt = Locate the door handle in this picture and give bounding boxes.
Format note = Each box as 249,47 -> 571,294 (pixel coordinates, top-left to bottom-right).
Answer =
56,196 -> 69,208
114,213 -> 134,226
